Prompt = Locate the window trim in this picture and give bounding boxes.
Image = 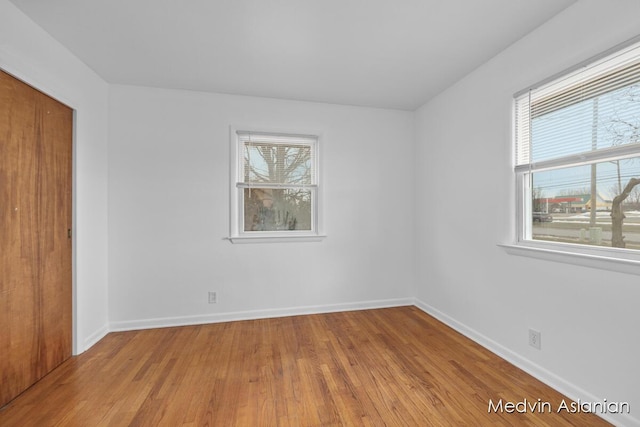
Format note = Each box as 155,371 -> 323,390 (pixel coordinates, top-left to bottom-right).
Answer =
499,242 -> 640,276
507,35 -> 640,273
512,35 -> 640,100
228,126 -> 326,244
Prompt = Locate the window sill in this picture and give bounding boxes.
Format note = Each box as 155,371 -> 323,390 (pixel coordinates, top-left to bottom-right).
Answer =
227,235 -> 327,244
498,241 -> 640,276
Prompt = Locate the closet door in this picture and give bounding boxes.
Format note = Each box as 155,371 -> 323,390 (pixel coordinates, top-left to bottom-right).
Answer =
0,70 -> 72,407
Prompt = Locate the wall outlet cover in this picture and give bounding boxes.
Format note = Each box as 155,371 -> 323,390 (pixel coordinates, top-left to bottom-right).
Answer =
529,329 -> 541,350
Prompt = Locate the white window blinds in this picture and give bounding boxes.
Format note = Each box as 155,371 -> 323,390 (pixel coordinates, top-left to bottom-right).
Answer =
515,40 -> 640,173
236,131 -> 317,188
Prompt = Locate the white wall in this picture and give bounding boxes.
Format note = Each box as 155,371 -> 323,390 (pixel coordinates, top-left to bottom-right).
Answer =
0,0 -> 110,353
107,85 -> 415,329
414,1 -> 640,426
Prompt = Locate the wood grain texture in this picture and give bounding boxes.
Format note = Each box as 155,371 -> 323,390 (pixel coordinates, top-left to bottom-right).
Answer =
0,69 -> 73,407
0,307 -> 611,426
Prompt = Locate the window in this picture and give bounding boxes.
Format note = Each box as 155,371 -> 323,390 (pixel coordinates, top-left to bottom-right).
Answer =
228,129 -> 324,243
514,39 -> 640,258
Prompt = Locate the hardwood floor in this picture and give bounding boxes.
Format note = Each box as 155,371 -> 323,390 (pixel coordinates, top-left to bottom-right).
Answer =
0,306 -> 611,426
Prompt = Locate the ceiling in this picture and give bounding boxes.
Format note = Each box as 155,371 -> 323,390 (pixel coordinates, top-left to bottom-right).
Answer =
10,0 -> 576,110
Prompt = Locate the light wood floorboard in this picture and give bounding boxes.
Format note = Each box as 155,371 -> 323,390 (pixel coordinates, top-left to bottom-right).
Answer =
0,306 -> 611,426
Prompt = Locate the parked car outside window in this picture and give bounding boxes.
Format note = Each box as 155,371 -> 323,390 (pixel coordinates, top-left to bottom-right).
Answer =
532,212 -> 553,222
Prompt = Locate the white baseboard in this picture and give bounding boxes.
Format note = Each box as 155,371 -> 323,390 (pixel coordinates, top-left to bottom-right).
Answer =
80,324 -> 109,354
413,298 -> 639,427
108,297 -> 414,332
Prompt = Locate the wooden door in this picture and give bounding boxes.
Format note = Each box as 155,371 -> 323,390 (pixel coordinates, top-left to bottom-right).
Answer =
0,70 -> 73,407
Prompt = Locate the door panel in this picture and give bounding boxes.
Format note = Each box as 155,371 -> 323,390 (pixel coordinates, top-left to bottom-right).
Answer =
0,70 -> 72,407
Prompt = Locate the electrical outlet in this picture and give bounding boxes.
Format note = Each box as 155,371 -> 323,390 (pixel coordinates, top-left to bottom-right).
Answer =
529,329 -> 541,350
208,291 -> 217,304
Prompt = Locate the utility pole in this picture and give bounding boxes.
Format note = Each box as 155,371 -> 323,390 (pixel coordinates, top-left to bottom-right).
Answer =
590,97 -> 598,228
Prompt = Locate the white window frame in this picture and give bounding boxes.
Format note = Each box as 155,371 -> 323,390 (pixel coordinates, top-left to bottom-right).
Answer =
502,37 -> 640,275
228,127 -> 325,244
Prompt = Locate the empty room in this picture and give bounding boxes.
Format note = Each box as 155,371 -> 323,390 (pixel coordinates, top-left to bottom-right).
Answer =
1,0 -> 639,426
